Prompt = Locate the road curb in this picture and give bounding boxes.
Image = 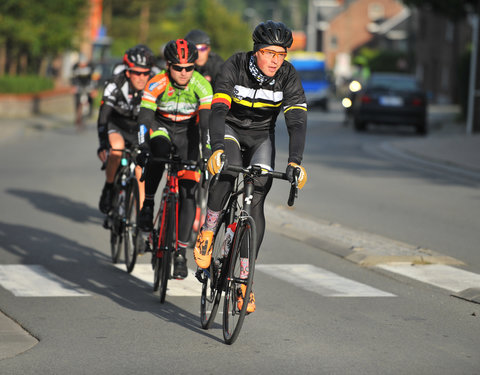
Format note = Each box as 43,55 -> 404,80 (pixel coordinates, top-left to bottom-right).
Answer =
0,309 -> 38,360
265,204 -> 464,267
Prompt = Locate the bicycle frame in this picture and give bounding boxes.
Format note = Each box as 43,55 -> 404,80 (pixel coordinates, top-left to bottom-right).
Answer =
154,169 -> 180,258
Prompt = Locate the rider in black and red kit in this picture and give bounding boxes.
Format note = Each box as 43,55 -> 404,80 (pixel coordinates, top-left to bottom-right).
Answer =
193,21 -> 308,312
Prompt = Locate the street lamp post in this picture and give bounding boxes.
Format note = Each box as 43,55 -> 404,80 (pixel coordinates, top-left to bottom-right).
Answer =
466,11 -> 479,134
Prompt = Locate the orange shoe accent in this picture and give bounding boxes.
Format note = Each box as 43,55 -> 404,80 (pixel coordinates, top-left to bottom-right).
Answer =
237,284 -> 255,313
193,230 -> 214,269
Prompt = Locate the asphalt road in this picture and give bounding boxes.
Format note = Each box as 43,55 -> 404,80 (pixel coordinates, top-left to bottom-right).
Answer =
0,106 -> 479,374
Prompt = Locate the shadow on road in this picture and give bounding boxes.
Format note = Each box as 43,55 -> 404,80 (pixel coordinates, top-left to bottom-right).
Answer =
0,220 -> 221,342
6,188 -> 103,225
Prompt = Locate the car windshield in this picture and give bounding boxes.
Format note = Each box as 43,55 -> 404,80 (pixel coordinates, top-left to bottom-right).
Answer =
368,76 -> 419,91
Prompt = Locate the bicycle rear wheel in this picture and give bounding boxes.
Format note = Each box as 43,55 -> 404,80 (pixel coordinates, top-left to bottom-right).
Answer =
124,179 -> 140,273
158,199 -> 176,303
200,218 -> 227,329
222,216 -> 257,345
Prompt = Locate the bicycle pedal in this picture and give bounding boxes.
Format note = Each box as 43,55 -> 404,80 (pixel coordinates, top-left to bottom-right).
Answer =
195,269 -> 207,283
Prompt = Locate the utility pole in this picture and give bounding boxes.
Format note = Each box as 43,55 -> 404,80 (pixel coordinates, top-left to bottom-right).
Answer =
467,3 -> 480,134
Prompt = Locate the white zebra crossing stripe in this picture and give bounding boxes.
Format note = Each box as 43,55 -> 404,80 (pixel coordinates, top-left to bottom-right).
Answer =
376,264 -> 480,293
256,264 -> 396,297
0,265 -> 89,297
115,264 -> 202,296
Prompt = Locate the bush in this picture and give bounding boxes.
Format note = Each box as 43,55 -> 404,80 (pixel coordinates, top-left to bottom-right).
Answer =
0,75 -> 55,94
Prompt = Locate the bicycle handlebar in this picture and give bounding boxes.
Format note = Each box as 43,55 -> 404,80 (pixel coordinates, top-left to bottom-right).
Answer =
222,164 -> 299,207
100,147 -> 138,171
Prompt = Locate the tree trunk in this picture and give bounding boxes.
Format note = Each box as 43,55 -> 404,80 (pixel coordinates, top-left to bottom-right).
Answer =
139,2 -> 150,44
0,41 -> 6,76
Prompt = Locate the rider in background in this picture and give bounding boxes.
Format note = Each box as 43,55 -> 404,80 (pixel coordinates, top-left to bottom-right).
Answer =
184,29 -> 224,88
193,21 -> 308,312
71,54 -> 97,128
112,44 -> 162,76
136,39 -> 213,279
97,45 -> 156,215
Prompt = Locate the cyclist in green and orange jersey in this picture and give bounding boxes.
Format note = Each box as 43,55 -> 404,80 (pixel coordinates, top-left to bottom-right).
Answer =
136,39 -> 213,279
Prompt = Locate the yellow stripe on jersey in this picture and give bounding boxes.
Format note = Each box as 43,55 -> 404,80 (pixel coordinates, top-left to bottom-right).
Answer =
232,97 -> 282,108
284,105 -> 307,113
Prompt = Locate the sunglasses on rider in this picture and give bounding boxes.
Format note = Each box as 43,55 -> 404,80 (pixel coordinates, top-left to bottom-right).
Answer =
196,44 -> 209,52
258,48 -> 287,59
170,64 -> 195,72
129,70 -> 151,76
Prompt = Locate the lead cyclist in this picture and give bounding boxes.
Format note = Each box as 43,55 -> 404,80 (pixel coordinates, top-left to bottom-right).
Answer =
193,21 -> 308,313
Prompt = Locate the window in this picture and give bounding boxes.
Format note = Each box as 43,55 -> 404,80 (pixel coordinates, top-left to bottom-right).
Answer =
330,35 -> 338,49
368,3 -> 384,21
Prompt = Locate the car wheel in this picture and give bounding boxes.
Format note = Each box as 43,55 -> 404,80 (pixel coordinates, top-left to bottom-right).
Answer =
416,122 -> 427,135
354,119 -> 367,132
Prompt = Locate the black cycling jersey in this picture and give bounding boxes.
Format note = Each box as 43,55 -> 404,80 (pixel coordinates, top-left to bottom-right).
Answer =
71,62 -> 95,88
209,51 -> 307,165
195,51 -> 224,88
97,72 -> 153,149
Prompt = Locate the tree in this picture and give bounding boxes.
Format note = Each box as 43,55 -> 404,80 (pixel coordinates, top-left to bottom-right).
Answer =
404,0 -> 480,132
0,0 -> 88,76
402,0 -> 477,20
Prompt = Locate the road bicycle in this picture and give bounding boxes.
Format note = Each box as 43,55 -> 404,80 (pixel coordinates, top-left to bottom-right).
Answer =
141,152 -> 198,303
103,147 -> 141,273
196,163 -> 299,344
75,85 -> 93,131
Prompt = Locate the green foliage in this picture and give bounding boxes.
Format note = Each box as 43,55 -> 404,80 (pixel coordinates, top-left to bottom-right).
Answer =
356,47 -> 411,73
0,75 -> 54,94
0,0 -> 88,74
107,0 -> 251,60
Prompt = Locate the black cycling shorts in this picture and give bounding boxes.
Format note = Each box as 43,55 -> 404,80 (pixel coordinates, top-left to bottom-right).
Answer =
224,124 -> 275,170
107,122 -> 138,148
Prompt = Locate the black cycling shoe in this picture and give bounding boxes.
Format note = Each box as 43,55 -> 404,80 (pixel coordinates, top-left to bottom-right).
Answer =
99,185 -> 113,214
173,254 -> 188,279
138,203 -> 154,232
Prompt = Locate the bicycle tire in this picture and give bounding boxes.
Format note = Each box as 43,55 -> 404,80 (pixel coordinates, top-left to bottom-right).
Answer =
222,216 -> 257,345
152,229 -> 161,292
158,199 -> 176,303
110,185 -> 123,263
200,218 -> 227,329
124,178 -> 140,273
152,195 -> 167,292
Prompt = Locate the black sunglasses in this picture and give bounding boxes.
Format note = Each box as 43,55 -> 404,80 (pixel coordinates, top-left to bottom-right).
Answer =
129,70 -> 151,76
171,64 -> 195,72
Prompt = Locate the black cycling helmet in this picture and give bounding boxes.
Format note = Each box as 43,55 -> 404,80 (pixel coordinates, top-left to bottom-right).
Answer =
184,29 -> 211,45
123,44 -> 155,69
252,20 -> 293,51
164,39 -> 198,64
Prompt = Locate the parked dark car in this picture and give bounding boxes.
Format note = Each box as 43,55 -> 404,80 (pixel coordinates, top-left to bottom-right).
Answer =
352,73 -> 427,134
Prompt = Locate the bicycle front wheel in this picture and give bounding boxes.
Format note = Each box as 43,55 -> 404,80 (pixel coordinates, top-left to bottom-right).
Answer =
222,216 -> 257,345
124,179 -> 140,273
158,199 -> 176,303
110,185 -> 123,263
200,218 -> 227,329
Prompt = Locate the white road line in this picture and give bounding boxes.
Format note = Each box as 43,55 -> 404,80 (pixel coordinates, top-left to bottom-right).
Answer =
376,264 -> 480,293
0,265 -> 89,297
115,264 -> 202,296
257,264 -> 396,297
